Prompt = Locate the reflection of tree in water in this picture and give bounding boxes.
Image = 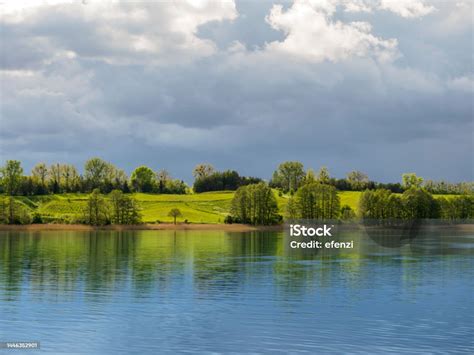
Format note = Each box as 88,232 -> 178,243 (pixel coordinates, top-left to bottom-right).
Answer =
362,219 -> 422,248
192,231 -> 280,294
1,227 -> 470,303
274,230 -> 368,297
0,231 -> 186,301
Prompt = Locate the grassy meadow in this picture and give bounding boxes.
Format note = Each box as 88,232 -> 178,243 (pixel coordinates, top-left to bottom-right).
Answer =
10,191 -> 456,224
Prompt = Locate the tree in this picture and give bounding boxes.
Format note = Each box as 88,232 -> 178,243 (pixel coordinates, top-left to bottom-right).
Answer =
346,170 -> 369,190
165,179 -> 188,194
359,189 -> 395,219
438,195 -> 474,220
83,189 -> 109,225
305,169 -> 316,185
1,160 -> 23,196
193,170 -> 260,193
193,164 -> 215,180
285,196 -> 299,220
156,169 -> 170,193
271,161 -> 305,193
130,166 -> 156,192
103,165 -> 127,193
230,182 -> 281,225
402,187 -> 438,219
316,166 -> 330,184
49,163 -> 62,193
0,197 -> 31,224
61,164 -> 79,192
109,190 -> 141,224
402,173 -> 423,190
295,182 -> 340,219
84,158 -> 111,191
0,160 -> 24,224
31,163 -> 48,194
168,208 -> 182,225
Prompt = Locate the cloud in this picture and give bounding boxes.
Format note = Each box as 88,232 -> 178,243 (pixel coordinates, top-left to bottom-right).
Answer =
1,0 -> 237,67
265,0 -> 399,63
0,0 -> 472,182
379,0 -> 436,19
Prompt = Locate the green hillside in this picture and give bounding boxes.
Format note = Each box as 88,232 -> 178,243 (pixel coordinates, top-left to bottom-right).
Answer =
10,191 -> 456,224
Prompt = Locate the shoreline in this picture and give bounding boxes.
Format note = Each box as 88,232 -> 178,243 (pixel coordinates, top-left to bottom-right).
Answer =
0,223 -> 473,233
0,223 -> 285,232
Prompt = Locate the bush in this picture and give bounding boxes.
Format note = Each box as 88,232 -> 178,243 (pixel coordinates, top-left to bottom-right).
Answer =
340,205 -> 356,220
32,213 -> 43,224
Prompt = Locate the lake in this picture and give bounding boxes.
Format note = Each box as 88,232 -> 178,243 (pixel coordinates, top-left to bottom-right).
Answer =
0,226 -> 473,354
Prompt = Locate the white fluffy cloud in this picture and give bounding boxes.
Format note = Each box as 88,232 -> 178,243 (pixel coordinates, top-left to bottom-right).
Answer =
379,0 -> 436,18
341,0 -> 437,18
1,0 -> 237,66
265,0 -> 398,62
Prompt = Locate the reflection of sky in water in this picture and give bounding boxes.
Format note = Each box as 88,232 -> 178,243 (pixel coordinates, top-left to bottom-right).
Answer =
0,229 -> 473,354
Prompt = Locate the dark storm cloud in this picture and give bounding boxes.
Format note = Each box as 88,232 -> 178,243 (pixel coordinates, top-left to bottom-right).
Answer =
0,0 -> 472,183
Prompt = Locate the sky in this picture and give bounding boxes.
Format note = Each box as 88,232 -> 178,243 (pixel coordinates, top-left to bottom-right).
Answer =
0,0 -> 473,183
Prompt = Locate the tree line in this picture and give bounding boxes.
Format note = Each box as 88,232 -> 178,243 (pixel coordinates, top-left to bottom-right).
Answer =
0,158 -> 188,195
1,159 -> 473,225
269,162 -> 473,194
192,163 -> 262,193
1,159 -> 472,196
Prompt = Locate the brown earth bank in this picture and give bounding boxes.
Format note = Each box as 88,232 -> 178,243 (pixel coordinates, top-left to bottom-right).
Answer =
0,223 -> 285,232
0,223 -> 472,233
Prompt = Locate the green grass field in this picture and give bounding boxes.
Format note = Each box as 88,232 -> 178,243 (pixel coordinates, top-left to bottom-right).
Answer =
10,191 -> 457,224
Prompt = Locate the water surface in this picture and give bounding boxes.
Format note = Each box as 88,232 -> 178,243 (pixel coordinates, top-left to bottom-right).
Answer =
0,228 -> 473,354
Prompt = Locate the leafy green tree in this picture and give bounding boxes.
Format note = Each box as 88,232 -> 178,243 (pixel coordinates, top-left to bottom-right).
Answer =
360,189 -> 389,219
0,197 -> 31,224
305,169 -> 316,185
103,166 -> 127,193
193,170 -> 260,193
61,164 -> 79,192
230,182 -> 280,225
316,166 -> 331,184
31,163 -> 48,193
402,187 -> 438,219
130,166 -> 156,192
83,189 -> 109,225
168,208 -> 182,225
0,160 -> 24,224
285,196 -> 299,219
165,179 -> 188,194
295,182 -> 340,219
402,173 -> 423,190
84,158 -> 111,191
109,190 -> 141,224
346,170 -> 369,190
271,161 -> 305,193
1,160 -> 23,195
49,163 -> 62,193
438,195 -> 474,220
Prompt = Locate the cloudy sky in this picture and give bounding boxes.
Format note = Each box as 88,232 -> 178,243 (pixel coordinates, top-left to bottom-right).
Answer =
1,0 -> 472,183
